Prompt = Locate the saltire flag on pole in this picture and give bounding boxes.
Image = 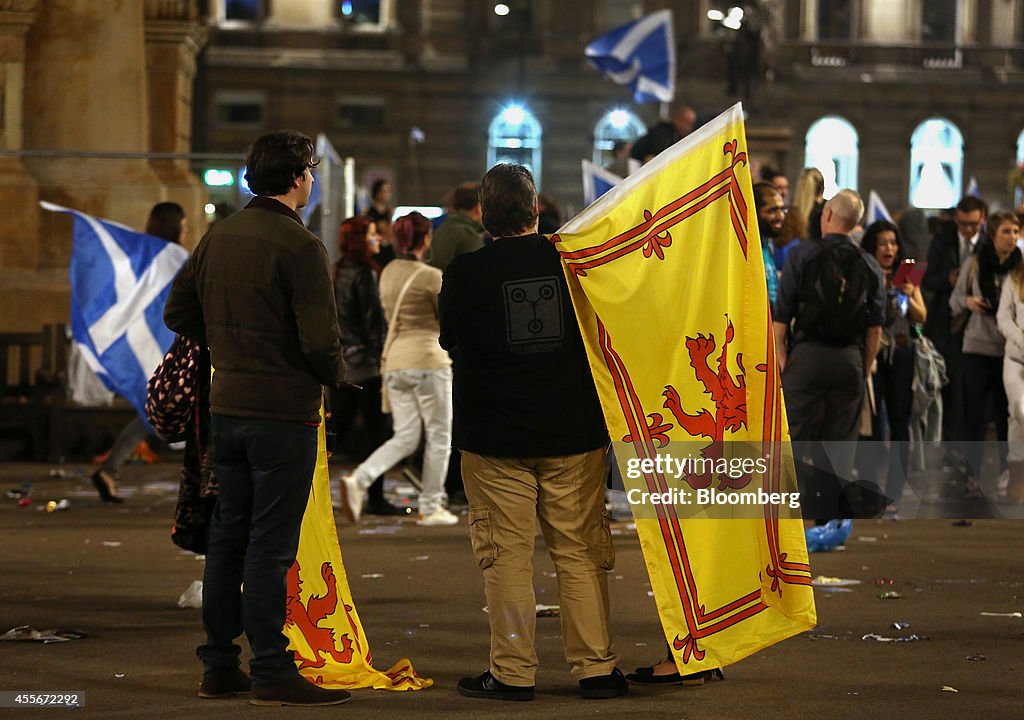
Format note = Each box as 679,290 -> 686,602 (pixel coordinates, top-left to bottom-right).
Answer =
41,201 -> 188,424
582,160 -> 623,206
284,404 -> 432,690
585,9 -> 676,104
552,103 -> 816,673
966,175 -> 980,198
866,190 -> 894,224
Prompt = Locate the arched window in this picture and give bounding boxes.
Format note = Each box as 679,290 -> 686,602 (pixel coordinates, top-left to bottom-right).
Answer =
488,105 -> 542,187
593,109 -> 646,167
804,116 -> 859,199
909,118 -> 963,209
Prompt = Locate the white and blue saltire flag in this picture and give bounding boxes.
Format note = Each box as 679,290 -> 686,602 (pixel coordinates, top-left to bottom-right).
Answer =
41,202 -> 188,424
585,9 -> 675,104
582,160 -> 623,206
866,190 -> 894,224
966,176 -> 980,198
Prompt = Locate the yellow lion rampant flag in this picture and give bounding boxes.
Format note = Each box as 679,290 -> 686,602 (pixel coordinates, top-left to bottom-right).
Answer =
282,406 -> 432,691
553,103 -> 816,673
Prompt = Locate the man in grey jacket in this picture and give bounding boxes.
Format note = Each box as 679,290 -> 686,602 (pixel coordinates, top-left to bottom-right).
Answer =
165,130 -> 349,707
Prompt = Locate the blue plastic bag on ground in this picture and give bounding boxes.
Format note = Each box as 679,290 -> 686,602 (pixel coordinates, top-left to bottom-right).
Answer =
805,519 -> 854,553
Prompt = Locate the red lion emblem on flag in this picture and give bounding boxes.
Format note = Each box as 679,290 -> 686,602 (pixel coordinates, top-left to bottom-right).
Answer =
285,561 -> 355,670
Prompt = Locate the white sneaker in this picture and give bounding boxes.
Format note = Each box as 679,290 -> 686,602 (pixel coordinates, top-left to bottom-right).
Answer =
335,473 -> 365,523
416,508 -> 459,526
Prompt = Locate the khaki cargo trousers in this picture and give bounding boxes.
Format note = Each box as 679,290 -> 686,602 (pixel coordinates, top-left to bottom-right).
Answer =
462,448 -> 617,687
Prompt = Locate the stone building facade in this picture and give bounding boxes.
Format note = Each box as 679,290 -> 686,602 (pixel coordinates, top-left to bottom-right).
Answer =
0,0 -> 205,332
195,0 -> 1024,219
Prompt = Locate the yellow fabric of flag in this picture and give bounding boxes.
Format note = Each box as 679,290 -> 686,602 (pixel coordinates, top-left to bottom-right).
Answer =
283,406 -> 432,690
554,104 -> 816,673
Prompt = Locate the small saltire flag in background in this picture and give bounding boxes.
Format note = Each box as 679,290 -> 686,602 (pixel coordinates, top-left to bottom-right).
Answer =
866,190 -> 894,224
966,176 -> 980,198
582,160 -> 623,206
585,9 -> 676,104
41,201 -> 188,424
553,103 -> 815,674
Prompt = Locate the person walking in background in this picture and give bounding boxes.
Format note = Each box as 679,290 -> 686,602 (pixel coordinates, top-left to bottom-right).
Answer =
857,221 -> 927,514
338,212 -> 458,527
165,129 -> 351,707
760,165 -> 789,203
332,216 -> 406,516
91,201 -> 188,503
775,167 -> 824,269
774,190 -> 885,520
923,196 -> 987,457
366,178 -> 395,267
428,182 -> 484,272
440,163 -> 625,701
629,104 -> 695,164
951,210 -> 1021,498
995,213 -> 1024,504
752,181 -> 783,314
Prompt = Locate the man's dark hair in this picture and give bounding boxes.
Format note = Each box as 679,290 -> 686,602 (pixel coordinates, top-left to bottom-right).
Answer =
479,164 -> 538,238
145,202 -> 186,244
752,181 -> 780,211
760,165 -> 783,183
244,130 -> 318,197
371,178 -> 390,200
956,195 -> 987,216
451,182 -> 480,212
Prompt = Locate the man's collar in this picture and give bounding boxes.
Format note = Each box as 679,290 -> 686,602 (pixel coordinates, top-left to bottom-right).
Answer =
246,196 -> 304,226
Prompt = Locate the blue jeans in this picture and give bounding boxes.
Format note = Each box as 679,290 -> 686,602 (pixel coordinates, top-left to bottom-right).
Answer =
197,414 -> 317,684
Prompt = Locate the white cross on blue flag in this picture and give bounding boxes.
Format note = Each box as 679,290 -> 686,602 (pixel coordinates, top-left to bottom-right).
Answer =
41,201 -> 188,424
585,10 -> 675,104
581,160 -> 623,206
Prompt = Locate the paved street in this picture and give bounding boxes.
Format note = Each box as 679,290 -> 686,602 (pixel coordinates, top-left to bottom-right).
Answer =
1,461 -> 1022,719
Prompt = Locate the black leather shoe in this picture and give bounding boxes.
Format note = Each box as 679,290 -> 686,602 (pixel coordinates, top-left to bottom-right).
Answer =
457,670 -> 534,701
250,675 -> 351,706
198,667 -> 251,699
579,667 -> 629,699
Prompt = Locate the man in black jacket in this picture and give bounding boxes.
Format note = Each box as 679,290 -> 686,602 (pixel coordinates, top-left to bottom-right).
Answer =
165,130 -> 349,707
440,163 -> 626,702
922,195 -> 987,444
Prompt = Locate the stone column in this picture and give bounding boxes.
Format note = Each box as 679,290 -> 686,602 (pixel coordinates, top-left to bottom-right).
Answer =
23,0 -> 166,269
145,0 -> 207,249
0,0 -> 40,271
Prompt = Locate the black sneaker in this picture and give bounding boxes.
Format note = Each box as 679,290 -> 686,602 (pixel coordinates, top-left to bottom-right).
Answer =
579,668 -> 629,699
457,670 -> 534,701
250,675 -> 351,706
198,667 -> 251,699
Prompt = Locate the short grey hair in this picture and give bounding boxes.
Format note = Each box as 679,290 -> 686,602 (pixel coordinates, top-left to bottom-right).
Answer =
825,189 -> 864,232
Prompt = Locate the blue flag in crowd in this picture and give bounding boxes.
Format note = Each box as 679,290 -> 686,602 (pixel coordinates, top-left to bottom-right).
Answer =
585,9 -> 675,104
41,202 -> 188,423
582,160 -> 623,206
866,190 -> 894,224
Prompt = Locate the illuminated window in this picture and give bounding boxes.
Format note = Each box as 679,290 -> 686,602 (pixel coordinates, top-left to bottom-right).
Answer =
909,118 -> 963,209
488,104 -> 542,187
804,116 -> 859,199
593,109 -> 645,167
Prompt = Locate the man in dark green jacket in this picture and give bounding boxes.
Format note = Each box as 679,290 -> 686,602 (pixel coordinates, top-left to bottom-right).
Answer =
428,182 -> 484,271
165,130 -> 349,707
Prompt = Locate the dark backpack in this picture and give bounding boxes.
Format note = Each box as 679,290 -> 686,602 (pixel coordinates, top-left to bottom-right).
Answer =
795,239 -> 875,345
